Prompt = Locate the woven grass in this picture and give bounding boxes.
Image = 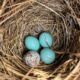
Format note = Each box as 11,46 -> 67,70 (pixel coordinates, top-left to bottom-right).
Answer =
0,0 -> 80,80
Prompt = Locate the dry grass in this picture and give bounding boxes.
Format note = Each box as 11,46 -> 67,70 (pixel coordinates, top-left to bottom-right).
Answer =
0,0 -> 80,80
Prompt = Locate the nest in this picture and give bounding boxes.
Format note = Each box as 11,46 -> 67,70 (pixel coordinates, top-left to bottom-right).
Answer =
0,0 -> 80,80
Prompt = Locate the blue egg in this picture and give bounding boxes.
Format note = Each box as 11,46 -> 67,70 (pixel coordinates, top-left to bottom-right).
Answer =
40,48 -> 56,64
24,36 -> 40,51
39,32 -> 53,47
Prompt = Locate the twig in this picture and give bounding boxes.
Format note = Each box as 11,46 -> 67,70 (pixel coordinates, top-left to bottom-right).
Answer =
0,0 -> 34,25
6,67 -> 26,77
35,1 -> 61,17
73,73 -> 80,80
64,61 -> 80,80
0,0 -> 34,18
64,0 -> 80,27
0,0 -> 8,15
48,59 -> 72,78
53,74 -> 62,80
6,1 -> 32,9
22,68 -> 34,80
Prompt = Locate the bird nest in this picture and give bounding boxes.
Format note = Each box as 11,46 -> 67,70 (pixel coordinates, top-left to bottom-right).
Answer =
0,0 -> 80,80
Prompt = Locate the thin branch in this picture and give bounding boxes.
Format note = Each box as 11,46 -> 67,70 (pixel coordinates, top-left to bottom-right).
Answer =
64,61 -> 80,80
0,0 -> 8,15
0,0 -> 34,25
22,68 -> 34,80
35,1 -> 61,17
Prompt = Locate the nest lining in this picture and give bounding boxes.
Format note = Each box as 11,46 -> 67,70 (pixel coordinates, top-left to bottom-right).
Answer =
0,0 -> 80,80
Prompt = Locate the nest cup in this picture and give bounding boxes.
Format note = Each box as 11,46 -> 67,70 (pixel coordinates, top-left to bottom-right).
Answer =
0,0 -> 80,80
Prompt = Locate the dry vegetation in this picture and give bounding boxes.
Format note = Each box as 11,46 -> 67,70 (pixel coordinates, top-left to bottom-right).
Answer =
0,0 -> 80,80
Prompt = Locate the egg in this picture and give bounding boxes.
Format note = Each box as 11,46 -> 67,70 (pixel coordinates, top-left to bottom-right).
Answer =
23,51 -> 40,67
39,32 -> 53,47
24,36 -> 40,51
40,48 -> 56,64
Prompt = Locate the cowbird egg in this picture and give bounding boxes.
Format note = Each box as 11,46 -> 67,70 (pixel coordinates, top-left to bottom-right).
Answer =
40,48 -> 56,64
24,36 -> 40,51
39,32 -> 53,47
23,51 -> 40,67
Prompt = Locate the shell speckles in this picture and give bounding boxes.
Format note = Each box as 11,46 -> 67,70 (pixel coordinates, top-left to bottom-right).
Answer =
23,51 -> 40,67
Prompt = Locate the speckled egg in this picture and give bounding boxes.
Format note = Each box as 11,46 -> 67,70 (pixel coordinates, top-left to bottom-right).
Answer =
39,32 -> 53,47
23,51 -> 40,67
40,48 -> 56,64
24,36 -> 40,51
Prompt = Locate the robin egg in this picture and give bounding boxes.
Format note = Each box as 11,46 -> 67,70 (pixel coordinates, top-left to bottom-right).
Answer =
39,32 -> 53,47
40,48 -> 56,64
23,51 -> 40,67
24,36 -> 40,51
